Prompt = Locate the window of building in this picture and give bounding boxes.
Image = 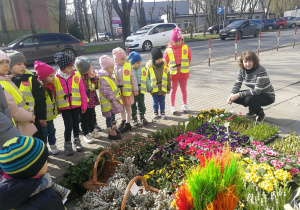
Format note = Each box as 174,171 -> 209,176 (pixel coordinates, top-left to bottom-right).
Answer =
184,20 -> 193,28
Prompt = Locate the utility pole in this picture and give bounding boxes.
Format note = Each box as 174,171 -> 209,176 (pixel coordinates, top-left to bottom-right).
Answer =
223,0 -> 226,28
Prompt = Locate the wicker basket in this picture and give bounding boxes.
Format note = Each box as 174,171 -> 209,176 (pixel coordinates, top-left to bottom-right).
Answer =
121,176 -> 159,210
81,150 -> 122,192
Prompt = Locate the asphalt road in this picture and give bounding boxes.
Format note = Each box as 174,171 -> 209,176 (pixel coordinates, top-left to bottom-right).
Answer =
28,28 -> 300,71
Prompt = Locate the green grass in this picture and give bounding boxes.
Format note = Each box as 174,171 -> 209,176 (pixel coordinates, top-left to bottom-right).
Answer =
184,34 -> 219,42
84,42 -> 125,54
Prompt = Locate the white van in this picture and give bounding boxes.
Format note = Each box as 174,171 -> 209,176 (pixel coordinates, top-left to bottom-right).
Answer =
125,23 -> 178,51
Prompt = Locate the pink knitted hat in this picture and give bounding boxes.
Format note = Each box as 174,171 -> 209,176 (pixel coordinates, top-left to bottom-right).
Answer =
34,60 -> 54,81
99,55 -> 114,70
0,51 -> 10,63
112,47 -> 126,62
171,28 -> 183,42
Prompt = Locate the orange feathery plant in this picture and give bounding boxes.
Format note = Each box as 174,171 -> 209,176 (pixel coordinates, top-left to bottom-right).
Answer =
213,145 -> 235,173
206,185 -> 239,210
174,182 -> 194,210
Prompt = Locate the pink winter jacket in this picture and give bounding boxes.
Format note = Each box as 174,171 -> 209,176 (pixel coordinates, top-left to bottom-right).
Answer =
163,42 -> 192,80
0,75 -> 37,136
97,69 -> 123,118
55,70 -> 88,111
114,62 -> 139,93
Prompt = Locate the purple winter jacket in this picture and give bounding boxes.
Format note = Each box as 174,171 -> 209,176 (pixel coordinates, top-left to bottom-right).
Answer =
97,69 -> 123,118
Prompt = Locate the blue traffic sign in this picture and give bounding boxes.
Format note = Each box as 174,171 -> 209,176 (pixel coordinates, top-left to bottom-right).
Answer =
217,7 -> 223,14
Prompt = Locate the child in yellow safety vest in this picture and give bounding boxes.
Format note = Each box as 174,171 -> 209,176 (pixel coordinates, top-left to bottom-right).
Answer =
146,48 -> 171,119
34,61 -> 60,155
75,57 -> 102,143
164,28 -> 192,115
0,51 -> 37,136
7,50 -> 46,141
112,47 -> 138,133
53,52 -> 88,156
98,55 -> 123,140
128,51 -> 151,126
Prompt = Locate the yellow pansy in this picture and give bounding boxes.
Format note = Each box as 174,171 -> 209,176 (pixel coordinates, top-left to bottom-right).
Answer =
166,173 -> 171,179
179,157 -> 184,162
180,164 -> 185,171
144,174 -> 150,180
171,161 -> 176,168
148,170 -> 155,176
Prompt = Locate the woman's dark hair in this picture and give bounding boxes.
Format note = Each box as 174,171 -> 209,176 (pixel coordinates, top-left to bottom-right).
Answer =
238,51 -> 260,70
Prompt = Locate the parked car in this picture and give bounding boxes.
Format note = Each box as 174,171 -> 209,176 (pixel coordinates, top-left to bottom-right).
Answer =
297,17 -> 300,26
281,17 -> 297,28
261,19 -> 276,30
207,19 -> 242,34
219,19 -> 261,40
1,33 -> 84,65
125,23 -> 177,51
98,32 -> 109,41
252,19 -> 264,31
274,18 -> 287,29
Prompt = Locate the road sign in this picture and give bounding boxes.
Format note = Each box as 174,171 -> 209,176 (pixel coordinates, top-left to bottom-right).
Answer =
217,7 -> 223,14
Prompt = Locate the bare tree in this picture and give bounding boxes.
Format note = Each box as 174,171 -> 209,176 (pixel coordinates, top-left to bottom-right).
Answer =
189,0 -> 201,38
25,0 -> 37,34
112,0 -> 134,42
90,0 -> 99,42
0,0 -> 10,44
82,0 -> 91,42
149,0 -> 156,24
261,0 -> 273,19
74,0 -> 84,36
59,0 -> 67,33
105,0 -> 115,40
248,0 -> 259,19
135,0 -> 146,28
100,0 -> 108,35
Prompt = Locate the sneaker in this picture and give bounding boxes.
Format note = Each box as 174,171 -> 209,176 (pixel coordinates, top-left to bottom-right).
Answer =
140,116 -> 148,125
170,106 -> 176,115
64,142 -> 74,156
94,124 -> 102,132
73,137 -> 84,152
161,113 -> 167,120
132,117 -> 139,126
153,113 -> 159,119
118,120 -> 126,130
83,134 -> 95,144
120,123 -> 132,133
257,109 -> 265,122
181,104 -> 188,113
79,129 -> 83,135
50,145 -> 60,155
90,130 -> 102,139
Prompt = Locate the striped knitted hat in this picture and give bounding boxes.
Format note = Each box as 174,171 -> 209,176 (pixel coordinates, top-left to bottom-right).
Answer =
0,136 -> 48,179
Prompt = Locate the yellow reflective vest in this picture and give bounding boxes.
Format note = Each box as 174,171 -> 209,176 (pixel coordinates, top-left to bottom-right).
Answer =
99,76 -> 123,112
0,81 -> 31,112
18,77 -> 35,108
53,72 -> 82,109
140,68 -> 147,94
166,45 -> 189,75
148,65 -> 168,93
121,62 -> 132,96
45,90 -> 58,121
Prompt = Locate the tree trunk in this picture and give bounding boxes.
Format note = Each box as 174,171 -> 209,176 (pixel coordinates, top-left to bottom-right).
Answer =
112,0 -> 134,43
101,1 -> 108,35
82,0 -> 91,43
90,0 -> 99,42
106,0 -> 115,40
59,0 -> 67,33
150,0 -> 155,24
0,0 -> 10,44
25,0 -> 36,34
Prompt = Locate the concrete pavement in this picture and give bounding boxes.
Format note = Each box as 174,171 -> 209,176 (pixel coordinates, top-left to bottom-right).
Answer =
48,44 -> 300,207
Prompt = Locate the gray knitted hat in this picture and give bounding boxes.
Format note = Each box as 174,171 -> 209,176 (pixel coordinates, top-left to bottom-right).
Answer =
75,57 -> 91,74
6,50 -> 26,68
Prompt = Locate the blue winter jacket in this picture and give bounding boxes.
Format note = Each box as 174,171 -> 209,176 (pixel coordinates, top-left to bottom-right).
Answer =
0,172 -> 65,210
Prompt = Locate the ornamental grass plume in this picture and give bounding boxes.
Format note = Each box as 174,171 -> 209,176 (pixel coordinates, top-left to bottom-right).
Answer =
174,150 -> 243,210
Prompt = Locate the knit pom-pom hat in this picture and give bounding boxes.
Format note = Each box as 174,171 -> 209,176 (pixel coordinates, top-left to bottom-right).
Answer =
99,55 -> 114,70
112,47 -> 126,62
